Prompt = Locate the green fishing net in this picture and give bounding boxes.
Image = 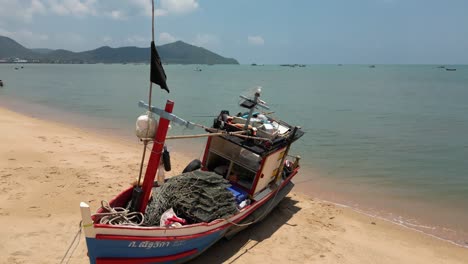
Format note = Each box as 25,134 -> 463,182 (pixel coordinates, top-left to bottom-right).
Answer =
144,170 -> 238,225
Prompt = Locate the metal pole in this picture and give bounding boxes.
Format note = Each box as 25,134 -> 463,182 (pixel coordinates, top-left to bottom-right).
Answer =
244,91 -> 260,130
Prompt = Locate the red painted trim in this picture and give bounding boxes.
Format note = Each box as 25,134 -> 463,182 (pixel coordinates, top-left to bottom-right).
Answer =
95,248 -> 197,264
139,100 -> 174,213
96,223 -> 227,241
201,136 -> 212,169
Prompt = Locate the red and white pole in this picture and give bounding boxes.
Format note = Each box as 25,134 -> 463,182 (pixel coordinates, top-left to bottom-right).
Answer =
139,100 -> 174,213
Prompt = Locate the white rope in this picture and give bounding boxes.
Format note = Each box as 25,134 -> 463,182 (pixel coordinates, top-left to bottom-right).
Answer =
93,200 -> 145,226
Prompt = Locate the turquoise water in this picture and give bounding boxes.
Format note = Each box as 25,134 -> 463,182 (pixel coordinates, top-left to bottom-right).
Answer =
1,64 -> 468,245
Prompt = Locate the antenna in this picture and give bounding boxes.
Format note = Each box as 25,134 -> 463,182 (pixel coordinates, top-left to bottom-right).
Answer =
239,86 -> 269,129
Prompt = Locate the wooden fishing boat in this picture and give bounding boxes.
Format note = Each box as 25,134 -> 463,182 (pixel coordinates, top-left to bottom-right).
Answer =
79,91 -> 303,263
78,1 -> 304,263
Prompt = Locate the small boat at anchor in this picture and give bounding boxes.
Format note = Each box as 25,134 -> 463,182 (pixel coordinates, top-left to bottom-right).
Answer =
78,1 -> 304,263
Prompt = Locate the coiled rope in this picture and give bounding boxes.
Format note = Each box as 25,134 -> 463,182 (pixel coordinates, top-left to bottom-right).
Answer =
93,200 -> 145,226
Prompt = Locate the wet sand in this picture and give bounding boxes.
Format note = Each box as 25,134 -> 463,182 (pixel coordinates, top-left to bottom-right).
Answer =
0,106 -> 467,264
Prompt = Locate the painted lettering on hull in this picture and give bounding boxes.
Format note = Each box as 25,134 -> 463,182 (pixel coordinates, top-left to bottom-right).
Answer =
128,240 -> 185,249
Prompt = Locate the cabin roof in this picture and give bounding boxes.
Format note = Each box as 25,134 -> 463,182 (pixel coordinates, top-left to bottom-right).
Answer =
213,126 -> 304,156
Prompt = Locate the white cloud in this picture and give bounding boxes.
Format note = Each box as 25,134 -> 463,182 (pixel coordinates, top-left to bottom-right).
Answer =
160,0 -> 199,14
0,0 -> 197,24
130,0 -> 199,16
158,32 -> 177,44
47,0 -> 97,17
0,0 -> 46,23
192,33 -> 220,48
248,35 -> 265,46
129,0 -> 152,16
106,10 -> 126,20
30,0 -> 47,16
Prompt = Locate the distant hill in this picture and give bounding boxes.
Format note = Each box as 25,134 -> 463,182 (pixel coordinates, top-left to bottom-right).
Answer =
0,36 -> 38,59
31,48 -> 54,54
0,36 -> 239,64
158,41 -> 239,64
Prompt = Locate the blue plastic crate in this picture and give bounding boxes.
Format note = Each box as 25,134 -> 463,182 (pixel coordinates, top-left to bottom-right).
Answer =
227,185 -> 248,204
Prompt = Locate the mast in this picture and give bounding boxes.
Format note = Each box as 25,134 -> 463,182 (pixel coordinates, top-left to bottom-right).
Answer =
240,87 -> 269,129
131,0 -> 171,213
244,90 -> 261,130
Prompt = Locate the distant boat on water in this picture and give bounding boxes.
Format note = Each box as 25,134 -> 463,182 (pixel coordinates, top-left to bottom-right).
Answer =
437,65 -> 446,69
0,80 -> 3,87
446,68 -> 457,71
369,65 -> 376,68
280,64 -> 306,68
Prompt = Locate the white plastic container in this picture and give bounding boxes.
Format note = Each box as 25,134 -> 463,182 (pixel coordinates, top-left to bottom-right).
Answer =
257,123 -> 279,139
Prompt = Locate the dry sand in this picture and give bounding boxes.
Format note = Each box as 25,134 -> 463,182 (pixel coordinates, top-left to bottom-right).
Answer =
0,106 -> 467,264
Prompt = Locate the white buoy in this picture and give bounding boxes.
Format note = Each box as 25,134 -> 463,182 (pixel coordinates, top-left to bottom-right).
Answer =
136,113 -> 158,139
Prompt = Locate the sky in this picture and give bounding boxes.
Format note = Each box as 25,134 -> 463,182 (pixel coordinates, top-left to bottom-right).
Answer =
1,0 -> 468,64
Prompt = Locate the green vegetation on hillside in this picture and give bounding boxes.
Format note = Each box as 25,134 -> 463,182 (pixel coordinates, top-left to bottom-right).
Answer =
0,36 -> 239,64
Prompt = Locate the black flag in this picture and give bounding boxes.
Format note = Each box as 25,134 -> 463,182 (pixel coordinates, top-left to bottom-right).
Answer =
150,41 -> 169,93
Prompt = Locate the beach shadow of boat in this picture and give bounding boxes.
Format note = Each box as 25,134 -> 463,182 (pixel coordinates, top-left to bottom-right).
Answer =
190,196 -> 301,264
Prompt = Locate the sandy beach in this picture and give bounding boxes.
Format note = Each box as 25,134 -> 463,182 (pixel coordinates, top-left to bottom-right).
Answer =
0,106 -> 467,264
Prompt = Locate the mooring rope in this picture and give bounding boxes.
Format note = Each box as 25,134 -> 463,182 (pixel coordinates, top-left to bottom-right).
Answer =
59,221 -> 82,264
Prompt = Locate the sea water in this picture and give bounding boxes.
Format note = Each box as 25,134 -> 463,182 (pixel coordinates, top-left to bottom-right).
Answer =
1,63 -> 467,246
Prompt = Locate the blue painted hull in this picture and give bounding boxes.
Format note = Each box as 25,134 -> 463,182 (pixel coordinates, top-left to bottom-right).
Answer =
86,229 -> 226,264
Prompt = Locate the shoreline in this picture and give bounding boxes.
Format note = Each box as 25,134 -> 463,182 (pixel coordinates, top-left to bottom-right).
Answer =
2,62 -> 468,246
294,175 -> 468,248
0,106 -> 467,263
325,199 -> 468,250
1,98 -> 467,247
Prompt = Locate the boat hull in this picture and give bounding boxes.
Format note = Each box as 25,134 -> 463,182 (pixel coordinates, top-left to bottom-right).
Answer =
81,172 -> 298,264
86,229 -> 225,264
224,181 -> 294,239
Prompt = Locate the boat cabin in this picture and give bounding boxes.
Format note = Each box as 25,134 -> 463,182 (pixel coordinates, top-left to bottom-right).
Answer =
201,111 -> 303,198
